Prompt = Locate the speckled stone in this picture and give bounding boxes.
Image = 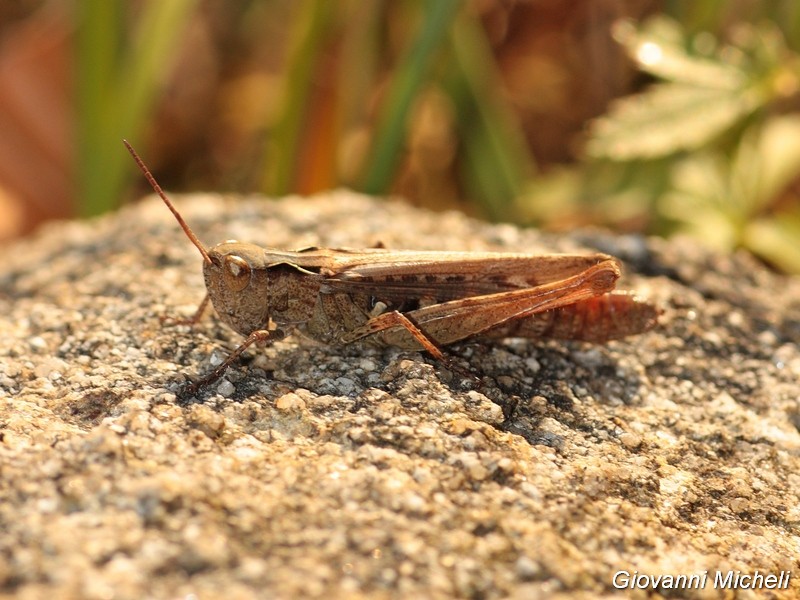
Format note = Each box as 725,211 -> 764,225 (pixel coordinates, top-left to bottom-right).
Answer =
1,191 -> 799,599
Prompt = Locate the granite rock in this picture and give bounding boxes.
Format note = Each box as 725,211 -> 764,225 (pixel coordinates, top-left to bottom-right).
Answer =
1,191 -> 798,599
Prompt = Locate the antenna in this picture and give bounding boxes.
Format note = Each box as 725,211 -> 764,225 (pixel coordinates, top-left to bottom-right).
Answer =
123,139 -> 212,265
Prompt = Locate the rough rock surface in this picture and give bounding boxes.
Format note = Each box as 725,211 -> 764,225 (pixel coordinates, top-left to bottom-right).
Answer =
1,191 -> 798,599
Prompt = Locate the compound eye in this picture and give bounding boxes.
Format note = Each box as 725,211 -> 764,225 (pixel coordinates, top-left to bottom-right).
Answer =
223,255 -> 251,291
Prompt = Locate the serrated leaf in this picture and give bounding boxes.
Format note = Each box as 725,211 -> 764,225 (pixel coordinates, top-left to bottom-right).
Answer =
586,83 -> 760,160
732,116 -> 800,214
658,153 -> 740,250
668,153 -> 729,205
743,214 -> 800,274
613,17 -> 746,89
518,160 -> 670,229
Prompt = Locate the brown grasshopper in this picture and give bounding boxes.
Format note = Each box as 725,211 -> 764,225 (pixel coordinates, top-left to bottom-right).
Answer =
124,141 -> 659,395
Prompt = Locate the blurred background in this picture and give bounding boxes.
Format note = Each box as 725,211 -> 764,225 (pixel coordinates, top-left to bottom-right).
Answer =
1,0 -> 799,270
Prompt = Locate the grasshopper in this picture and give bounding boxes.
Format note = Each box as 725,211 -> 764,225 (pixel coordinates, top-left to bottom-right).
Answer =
124,141 -> 658,395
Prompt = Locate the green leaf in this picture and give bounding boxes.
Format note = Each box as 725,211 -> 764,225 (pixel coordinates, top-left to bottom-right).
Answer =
731,115 -> 800,214
586,83 -> 761,160
588,17 -> 796,161
743,213 -> 800,274
518,159 -> 671,229
612,17 -> 746,88
659,153 -> 740,250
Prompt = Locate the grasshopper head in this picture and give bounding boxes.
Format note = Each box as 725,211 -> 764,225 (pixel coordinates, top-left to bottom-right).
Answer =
124,141 -> 273,337
204,241 -> 272,336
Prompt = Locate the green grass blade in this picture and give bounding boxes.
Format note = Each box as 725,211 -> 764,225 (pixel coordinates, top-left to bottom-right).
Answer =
76,0 -> 199,217
359,0 -> 461,194
75,0 -> 122,217
446,10 -> 536,220
263,1 -> 335,195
